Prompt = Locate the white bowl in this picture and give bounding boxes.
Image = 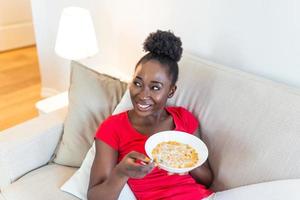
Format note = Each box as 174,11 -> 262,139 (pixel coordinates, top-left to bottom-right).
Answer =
145,130 -> 208,173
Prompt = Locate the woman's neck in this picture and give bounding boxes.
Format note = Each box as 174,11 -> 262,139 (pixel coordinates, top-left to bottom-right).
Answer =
128,108 -> 174,136
128,108 -> 169,126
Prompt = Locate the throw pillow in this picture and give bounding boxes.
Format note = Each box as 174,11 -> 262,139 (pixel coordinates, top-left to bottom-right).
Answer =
53,61 -> 127,167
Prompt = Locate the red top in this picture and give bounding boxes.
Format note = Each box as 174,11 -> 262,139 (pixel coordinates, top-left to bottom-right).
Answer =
95,106 -> 213,200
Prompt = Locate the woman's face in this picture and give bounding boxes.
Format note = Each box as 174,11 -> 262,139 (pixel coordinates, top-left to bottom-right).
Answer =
129,60 -> 176,117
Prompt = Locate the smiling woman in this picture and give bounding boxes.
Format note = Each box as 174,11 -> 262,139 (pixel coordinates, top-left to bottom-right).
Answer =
88,30 -> 214,200
0,46 -> 42,131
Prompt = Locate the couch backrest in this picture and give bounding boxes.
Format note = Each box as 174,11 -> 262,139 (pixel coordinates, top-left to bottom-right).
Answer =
167,53 -> 300,191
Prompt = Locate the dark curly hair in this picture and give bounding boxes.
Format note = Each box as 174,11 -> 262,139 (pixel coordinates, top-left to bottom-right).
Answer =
135,30 -> 183,85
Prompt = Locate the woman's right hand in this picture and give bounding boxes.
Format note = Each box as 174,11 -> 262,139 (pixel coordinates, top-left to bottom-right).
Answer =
115,151 -> 155,179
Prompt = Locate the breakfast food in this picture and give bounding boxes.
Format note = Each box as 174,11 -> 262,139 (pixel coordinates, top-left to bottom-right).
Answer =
151,141 -> 199,168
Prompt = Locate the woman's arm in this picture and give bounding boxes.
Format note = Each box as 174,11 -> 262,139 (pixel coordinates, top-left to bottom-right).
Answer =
189,129 -> 214,187
87,140 -> 127,200
87,140 -> 155,200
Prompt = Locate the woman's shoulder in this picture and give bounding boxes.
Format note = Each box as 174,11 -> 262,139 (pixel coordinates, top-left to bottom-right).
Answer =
96,110 -> 129,135
101,110 -> 128,126
166,106 -> 199,133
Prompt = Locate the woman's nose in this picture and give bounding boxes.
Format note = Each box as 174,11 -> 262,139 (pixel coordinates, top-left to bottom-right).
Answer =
139,87 -> 150,99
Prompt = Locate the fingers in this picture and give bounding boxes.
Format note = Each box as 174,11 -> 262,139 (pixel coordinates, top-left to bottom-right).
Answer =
128,151 -> 151,163
128,161 -> 155,179
122,151 -> 155,178
127,151 -> 155,168
127,152 -> 189,176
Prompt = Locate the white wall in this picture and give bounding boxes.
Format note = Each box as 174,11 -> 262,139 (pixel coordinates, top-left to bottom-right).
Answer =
31,0 -> 300,96
31,0 -> 104,96
0,0 -> 35,51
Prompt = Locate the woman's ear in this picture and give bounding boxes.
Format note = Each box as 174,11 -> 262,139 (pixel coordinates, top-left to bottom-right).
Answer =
168,85 -> 177,98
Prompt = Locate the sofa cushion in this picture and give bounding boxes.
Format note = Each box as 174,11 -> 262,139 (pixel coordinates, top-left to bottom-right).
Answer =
1,164 -> 78,200
214,179 -> 300,200
54,61 -> 127,167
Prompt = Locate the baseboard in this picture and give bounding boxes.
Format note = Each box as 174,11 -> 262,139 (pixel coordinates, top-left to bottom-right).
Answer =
41,87 -> 61,98
0,22 -> 35,52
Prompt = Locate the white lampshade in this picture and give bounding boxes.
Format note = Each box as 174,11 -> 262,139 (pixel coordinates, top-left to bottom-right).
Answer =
55,7 -> 99,60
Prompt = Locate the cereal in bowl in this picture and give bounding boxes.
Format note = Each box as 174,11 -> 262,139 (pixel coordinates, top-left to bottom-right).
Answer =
152,141 -> 199,168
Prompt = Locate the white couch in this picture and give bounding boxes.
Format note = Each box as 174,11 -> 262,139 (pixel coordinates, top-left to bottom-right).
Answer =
1,53 -> 300,200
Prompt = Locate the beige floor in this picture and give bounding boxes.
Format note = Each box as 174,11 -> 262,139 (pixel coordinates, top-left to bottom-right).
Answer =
0,46 -> 42,131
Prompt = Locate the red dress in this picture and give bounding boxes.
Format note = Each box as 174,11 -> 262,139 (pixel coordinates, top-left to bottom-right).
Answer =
95,106 -> 213,200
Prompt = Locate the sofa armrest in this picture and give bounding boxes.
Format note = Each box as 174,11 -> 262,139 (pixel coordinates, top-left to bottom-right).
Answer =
0,107 -> 67,189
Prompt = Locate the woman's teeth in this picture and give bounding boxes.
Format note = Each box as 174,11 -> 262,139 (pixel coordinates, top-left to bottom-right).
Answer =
137,103 -> 151,110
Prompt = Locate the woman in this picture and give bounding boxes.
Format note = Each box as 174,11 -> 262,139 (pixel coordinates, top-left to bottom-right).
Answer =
88,30 -> 214,200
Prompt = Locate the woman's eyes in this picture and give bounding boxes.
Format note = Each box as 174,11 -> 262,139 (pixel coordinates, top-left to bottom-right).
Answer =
133,81 -> 161,91
151,85 -> 161,91
134,81 -> 142,87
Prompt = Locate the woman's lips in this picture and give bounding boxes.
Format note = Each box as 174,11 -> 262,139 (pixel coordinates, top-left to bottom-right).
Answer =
136,103 -> 152,111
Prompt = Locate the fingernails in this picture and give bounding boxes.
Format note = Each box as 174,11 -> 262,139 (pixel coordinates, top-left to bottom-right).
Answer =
140,161 -> 147,165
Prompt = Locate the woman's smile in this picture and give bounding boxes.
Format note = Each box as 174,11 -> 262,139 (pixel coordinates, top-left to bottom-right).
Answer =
136,102 -> 152,111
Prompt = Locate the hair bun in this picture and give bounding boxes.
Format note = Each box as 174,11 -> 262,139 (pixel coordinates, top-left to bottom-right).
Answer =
143,30 -> 182,62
